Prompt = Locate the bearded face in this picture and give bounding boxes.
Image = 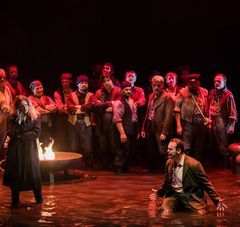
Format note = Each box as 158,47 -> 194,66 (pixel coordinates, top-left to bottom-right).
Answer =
214,75 -> 226,90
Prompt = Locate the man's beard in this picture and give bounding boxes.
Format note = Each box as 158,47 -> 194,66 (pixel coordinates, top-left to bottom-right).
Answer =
189,86 -> 199,94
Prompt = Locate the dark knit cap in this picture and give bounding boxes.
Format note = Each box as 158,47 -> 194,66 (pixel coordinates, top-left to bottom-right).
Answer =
121,80 -> 132,89
187,73 -> 201,81
76,75 -> 89,85
61,73 -> 72,81
29,80 -> 42,90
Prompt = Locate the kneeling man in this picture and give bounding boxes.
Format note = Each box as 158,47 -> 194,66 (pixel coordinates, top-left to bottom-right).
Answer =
149,138 -> 227,215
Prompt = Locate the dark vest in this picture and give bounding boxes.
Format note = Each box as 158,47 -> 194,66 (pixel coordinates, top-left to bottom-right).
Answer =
122,99 -> 135,136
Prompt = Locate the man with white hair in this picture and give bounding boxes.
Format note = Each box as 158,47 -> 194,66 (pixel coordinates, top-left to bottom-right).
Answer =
141,75 -> 175,172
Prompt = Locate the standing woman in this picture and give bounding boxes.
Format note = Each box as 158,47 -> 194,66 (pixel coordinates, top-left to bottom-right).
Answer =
3,95 -> 43,208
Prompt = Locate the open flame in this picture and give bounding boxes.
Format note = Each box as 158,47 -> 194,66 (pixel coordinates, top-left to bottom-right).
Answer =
37,138 -> 55,160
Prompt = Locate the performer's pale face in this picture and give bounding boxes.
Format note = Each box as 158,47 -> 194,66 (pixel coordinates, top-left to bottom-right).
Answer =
214,75 -> 225,90
125,72 -> 136,86
122,87 -> 132,97
166,73 -> 177,88
77,81 -> 88,92
167,142 -> 180,160
19,100 -> 29,114
32,85 -> 44,97
152,81 -> 164,95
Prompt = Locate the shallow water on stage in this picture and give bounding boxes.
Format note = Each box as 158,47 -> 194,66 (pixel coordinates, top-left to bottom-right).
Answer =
0,168 -> 240,226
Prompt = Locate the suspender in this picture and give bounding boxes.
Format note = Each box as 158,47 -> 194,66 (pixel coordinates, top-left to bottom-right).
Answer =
190,92 -> 210,125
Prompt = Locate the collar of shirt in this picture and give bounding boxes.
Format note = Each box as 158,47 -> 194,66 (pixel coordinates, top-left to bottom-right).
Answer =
77,90 -> 86,98
174,154 -> 185,168
154,93 -> 160,100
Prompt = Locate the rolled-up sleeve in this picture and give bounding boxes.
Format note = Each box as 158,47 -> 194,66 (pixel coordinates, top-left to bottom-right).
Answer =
228,95 -> 238,121
112,100 -> 124,123
174,93 -> 183,113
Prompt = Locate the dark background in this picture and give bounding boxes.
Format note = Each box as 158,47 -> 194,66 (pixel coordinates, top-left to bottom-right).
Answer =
0,0 -> 240,96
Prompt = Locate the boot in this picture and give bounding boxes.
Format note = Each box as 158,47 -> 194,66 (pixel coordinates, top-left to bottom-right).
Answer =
33,188 -> 43,204
11,189 -> 19,208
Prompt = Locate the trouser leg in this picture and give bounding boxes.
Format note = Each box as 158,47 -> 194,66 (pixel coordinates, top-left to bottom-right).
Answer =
212,117 -> 228,155
33,187 -> 43,203
146,129 -> 158,172
182,121 -> 194,155
108,127 -> 117,167
114,132 -> 132,173
155,132 -> 168,169
68,122 -> 79,153
11,189 -> 19,206
98,134 -> 109,168
212,117 -> 230,168
78,121 -> 93,169
193,121 -> 207,162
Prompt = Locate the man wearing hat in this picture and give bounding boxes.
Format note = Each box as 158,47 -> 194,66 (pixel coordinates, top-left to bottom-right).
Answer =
141,75 -> 175,172
67,75 -> 96,169
112,81 -> 138,174
53,73 -> 74,151
28,80 -> 57,147
0,69 -> 13,152
174,73 -> 209,160
5,65 -> 28,100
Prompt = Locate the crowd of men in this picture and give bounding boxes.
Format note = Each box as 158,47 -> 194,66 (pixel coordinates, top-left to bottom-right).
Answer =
0,63 -> 238,174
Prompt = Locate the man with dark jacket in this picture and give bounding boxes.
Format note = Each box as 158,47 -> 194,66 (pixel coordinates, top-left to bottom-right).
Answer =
141,75 -> 174,172
149,138 -> 227,215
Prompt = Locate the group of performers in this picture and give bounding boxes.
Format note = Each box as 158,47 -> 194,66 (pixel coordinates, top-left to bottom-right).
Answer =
0,63 -> 237,209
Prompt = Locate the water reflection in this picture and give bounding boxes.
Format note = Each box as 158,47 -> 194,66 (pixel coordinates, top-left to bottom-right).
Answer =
147,202 -> 157,218
0,170 -> 239,225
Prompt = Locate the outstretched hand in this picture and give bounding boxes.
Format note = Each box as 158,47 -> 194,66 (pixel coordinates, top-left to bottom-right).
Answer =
149,189 -> 159,202
216,200 -> 228,212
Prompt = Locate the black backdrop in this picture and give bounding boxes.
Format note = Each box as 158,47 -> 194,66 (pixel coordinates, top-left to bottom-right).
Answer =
1,1 -> 240,99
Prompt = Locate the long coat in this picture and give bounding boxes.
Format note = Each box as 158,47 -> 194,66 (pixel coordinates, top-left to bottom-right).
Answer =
142,91 -> 174,136
3,116 -> 41,191
157,155 -> 221,210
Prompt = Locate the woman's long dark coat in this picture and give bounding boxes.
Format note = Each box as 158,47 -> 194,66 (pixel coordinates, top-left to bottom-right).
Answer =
3,116 -> 41,191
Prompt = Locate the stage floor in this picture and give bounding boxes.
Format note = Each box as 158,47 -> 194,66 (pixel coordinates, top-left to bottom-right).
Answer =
0,167 -> 240,226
